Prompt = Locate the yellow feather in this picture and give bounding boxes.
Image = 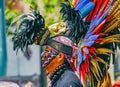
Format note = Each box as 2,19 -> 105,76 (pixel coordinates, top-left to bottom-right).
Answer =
89,56 -> 109,84
100,39 -> 120,44
94,57 -> 108,66
104,18 -> 119,30
108,14 -> 120,23
97,81 -> 101,87
90,58 -> 102,79
101,71 -> 112,87
99,34 -> 120,44
90,58 -> 103,79
97,64 -> 103,77
109,6 -> 120,17
105,34 -> 120,39
112,10 -> 120,18
104,20 -> 120,33
97,48 -> 114,55
108,0 -> 120,15
109,8 -> 120,21
90,65 -> 99,81
87,72 -> 94,87
87,73 -> 92,85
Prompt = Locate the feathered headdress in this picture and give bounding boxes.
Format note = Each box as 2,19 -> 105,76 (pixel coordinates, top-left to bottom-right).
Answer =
70,0 -> 120,86
10,0 -> 120,87
60,0 -> 95,44
9,10 -> 47,52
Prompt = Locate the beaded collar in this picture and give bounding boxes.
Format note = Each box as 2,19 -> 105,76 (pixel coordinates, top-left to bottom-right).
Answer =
49,63 -> 67,85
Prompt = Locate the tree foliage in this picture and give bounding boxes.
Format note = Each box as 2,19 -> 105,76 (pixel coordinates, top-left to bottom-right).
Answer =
5,0 -> 66,35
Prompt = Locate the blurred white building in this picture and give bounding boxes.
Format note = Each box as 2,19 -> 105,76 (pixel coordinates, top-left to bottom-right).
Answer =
6,37 -> 40,76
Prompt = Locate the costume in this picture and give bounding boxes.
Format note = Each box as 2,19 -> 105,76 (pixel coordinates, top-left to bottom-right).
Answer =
10,0 -> 120,87
112,77 -> 120,87
112,84 -> 120,87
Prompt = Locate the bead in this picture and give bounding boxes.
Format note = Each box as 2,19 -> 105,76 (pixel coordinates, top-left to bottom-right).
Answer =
63,67 -> 66,70
54,75 -> 57,78
59,69 -> 62,72
56,67 -> 59,70
56,71 -> 59,74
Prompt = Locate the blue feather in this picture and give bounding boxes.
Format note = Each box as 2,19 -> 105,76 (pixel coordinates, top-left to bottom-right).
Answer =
79,2 -> 95,18
85,48 -> 89,54
88,5 -> 106,33
84,40 -> 94,46
78,49 -> 83,64
77,48 -> 87,72
85,32 -> 94,39
88,35 -> 98,41
83,53 -> 86,61
77,49 -> 86,70
96,5 -> 112,25
76,61 -> 80,73
89,0 -> 113,29
75,0 -> 85,8
75,0 -> 90,10
84,35 -> 98,46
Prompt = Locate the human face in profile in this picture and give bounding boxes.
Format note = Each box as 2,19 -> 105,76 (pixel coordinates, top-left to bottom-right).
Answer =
41,46 -> 65,75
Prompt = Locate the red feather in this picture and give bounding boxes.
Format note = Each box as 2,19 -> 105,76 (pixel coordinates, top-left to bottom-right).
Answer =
100,0 -> 110,17
93,19 -> 106,34
95,38 -> 104,43
91,0 -> 103,20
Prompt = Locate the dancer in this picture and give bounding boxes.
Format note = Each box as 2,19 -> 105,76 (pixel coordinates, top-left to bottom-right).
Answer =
10,0 -> 120,87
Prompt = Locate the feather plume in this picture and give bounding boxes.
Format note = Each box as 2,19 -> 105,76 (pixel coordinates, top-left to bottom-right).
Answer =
60,3 -> 87,44
9,10 -> 48,52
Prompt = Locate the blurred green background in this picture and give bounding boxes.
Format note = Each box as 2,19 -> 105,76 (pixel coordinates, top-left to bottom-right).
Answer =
6,0 -> 65,35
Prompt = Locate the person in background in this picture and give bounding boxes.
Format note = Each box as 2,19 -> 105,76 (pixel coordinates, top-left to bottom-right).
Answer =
113,76 -> 120,87
24,82 -> 33,87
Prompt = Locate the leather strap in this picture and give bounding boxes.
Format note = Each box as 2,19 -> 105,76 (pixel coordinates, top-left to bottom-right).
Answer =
46,38 -> 73,55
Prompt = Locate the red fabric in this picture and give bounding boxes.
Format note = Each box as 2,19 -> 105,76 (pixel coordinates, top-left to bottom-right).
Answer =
112,84 -> 120,87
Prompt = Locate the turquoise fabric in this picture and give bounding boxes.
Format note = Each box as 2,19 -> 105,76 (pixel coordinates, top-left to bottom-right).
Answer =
0,0 -> 7,76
